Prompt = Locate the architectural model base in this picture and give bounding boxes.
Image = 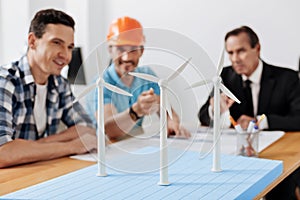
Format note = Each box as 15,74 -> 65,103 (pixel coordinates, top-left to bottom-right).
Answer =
2,146 -> 282,200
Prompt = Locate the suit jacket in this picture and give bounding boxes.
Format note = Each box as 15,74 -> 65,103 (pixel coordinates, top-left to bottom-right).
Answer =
199,61 -> 300,131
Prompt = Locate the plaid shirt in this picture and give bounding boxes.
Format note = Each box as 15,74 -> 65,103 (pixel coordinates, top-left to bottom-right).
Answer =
0,56 -> 94,146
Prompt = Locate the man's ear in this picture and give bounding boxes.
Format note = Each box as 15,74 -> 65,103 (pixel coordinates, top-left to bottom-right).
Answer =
256,43 -> 261,52
28,32 -> 36,50
108,45 -> 113,54
255,43 -> 261,57
139,46 -> 144,57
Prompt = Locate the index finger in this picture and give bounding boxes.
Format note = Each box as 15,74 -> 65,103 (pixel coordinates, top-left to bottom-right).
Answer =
141,88 -> 155,96
149,88 -> 154,94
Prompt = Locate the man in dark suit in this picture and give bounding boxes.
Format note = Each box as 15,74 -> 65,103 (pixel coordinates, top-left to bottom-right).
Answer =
199,25 -> 300,200
199,26 -> 300,131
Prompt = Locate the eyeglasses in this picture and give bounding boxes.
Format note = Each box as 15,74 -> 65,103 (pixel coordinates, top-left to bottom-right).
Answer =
111,45 -> 143,54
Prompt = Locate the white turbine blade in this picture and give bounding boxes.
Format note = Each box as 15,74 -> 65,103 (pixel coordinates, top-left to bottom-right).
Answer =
103,82 -> 132,96
128,72 -> 159,83
73,83 -> 97,102
186,79 -> 212,89
216,47 -> 225,76
96,49 -> 102,73
220,83 -> 241,104
167,57 -> 192,81
165,97 -> 173,120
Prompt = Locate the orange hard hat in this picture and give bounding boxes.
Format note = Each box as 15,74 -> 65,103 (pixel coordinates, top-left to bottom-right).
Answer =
107,16 -> 145,46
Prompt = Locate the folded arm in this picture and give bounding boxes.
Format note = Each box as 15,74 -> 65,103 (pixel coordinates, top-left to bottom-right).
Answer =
0,125 -> 96,168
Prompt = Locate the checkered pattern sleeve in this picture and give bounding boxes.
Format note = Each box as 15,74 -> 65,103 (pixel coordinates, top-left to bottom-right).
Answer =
54,78 -> 95,131
0,75 -> 15,146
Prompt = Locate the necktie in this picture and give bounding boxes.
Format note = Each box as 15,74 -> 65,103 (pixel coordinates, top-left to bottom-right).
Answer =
243,79 -> 254,117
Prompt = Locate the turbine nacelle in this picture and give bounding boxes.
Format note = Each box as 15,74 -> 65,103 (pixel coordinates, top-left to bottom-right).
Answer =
212,76 -> 221,84
96,77 -> 104,85
158,79 -> 168,88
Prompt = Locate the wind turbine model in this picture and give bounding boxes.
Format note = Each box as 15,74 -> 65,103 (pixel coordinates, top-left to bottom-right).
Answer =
129,57 -> 191,185
189,48 -> 240,172
74,51 -> 132,177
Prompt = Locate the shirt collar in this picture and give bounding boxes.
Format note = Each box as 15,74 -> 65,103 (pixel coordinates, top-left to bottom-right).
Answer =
19,56 -> 35,85
242,59 -> 263,84
107,63 -> 122,84
20,55 -> 59,89
107,63 -> 134,89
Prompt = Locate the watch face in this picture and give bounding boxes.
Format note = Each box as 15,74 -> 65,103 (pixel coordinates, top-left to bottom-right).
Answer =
129,112 -> 137,121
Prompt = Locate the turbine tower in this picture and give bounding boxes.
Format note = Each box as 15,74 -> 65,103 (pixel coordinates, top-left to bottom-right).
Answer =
74,50 -> 132,176
189,48 -> 240,172
129,57 -> 191,185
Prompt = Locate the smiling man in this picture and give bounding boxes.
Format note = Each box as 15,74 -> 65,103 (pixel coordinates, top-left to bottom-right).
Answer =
86,16 -> 190,139
0,9 -> 96,168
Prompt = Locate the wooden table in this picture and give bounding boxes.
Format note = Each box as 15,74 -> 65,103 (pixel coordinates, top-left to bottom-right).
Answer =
1,132 -> 300,198
0,157 -> 95,195
255,131 -> 300,199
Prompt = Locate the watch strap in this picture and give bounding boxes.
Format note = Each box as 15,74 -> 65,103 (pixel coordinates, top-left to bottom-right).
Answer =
129,106 -> 141,121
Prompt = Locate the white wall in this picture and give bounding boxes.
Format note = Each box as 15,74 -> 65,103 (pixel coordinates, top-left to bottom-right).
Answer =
0,2 -> 2,64
1,0 -> 300,69
0,0 -> 29,65
104,0 -> 300,70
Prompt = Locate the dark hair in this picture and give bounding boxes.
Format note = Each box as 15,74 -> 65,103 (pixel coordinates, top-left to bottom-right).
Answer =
225,26 -> 259,48
29,8 -> 75,38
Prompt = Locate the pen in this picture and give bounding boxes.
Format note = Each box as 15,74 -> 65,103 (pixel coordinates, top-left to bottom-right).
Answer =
247,120 -> 255,133
256,114 -> 266,126
252,124 -> 259,133
244,120 -> 255,154
229,115 -> 237,126
229,116 -> 243,133
250,125 -> 259,143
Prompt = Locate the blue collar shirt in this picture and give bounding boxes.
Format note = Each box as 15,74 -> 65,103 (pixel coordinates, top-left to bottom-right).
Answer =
85,64 -> 160,127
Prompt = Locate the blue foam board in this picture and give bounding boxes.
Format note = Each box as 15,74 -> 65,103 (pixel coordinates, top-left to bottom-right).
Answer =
1,147 -> 282,200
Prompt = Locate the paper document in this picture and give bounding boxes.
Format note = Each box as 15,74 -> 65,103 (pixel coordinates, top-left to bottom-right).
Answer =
71,128 -> 284,162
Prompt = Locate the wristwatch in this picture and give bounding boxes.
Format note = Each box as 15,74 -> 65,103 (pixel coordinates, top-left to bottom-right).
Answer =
129,106 -> 141,121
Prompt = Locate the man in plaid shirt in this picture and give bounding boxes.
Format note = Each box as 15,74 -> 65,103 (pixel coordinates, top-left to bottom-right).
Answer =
0,9 -> 96,168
